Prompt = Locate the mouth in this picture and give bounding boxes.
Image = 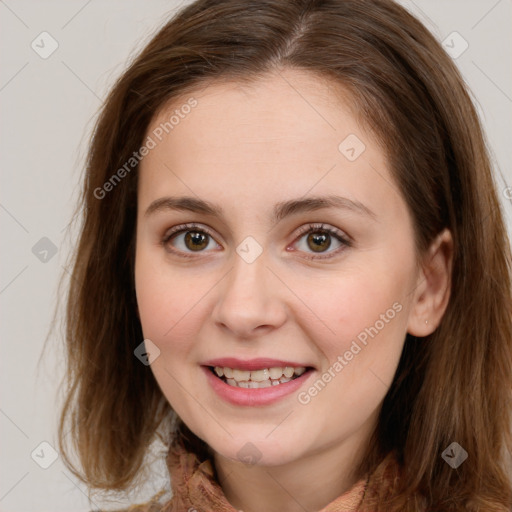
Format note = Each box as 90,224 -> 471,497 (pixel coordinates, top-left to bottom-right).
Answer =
207,365 -> 314,388
201,359 -> 316,406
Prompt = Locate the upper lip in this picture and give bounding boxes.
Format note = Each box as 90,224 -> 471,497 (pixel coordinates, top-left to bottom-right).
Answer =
202,357 -> 314,371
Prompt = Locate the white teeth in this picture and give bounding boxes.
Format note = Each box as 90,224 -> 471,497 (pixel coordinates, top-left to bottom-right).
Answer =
213,365 -> 309,388
268,367 -> 283,379
250,369 -> 270,382
248,380 -> 272,388
228,379 -> 277,389
232,369 -> 251,381
283,366 -> 294,378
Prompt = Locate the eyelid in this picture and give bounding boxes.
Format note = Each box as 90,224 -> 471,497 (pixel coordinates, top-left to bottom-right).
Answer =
289,223 -> 351,260
161,222 -> 222,258
162,222 -> 219,242
292,223 -> 351,244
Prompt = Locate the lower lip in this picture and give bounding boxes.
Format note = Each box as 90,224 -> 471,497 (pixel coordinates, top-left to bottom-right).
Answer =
201,366 -> 314,406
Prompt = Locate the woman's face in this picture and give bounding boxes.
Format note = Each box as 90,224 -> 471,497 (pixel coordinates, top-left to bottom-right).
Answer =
135,69 -> 423,467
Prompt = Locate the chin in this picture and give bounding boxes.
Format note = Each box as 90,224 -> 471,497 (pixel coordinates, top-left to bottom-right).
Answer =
203,431 -> 302,468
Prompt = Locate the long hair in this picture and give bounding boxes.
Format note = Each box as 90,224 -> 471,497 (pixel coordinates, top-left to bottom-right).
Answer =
56,0 -> 512,509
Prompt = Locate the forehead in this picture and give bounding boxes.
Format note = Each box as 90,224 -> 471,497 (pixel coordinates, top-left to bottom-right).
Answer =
137,68 -> 403,222
157,70 -> 365,140
142,69 -> 379,168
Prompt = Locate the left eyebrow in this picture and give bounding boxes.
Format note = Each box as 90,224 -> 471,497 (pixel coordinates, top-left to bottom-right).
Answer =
144,194 -> 377,224
271,195 -> 376,223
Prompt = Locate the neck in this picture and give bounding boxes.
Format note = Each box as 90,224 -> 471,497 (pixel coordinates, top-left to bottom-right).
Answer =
213,431 -> 372,512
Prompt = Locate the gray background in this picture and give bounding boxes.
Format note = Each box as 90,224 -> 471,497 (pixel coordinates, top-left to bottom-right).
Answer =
1,1 -> 511,511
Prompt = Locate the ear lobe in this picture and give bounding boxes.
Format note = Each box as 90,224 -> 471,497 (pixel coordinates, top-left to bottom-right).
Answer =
407,228 -> 453,337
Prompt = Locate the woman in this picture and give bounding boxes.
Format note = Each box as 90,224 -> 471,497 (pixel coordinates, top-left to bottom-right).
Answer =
58,0 -> 512,510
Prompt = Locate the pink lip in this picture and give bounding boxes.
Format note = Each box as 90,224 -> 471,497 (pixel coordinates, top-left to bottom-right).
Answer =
201,365 -> 315,407
202,357 -> 313,371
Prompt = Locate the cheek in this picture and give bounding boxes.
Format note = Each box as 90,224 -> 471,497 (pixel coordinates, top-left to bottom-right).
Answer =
135,250 -> 199,353
293,274 -> 408,423
134,252 -> 205,413
293,270 -> 406,359
135,249 -> 230,370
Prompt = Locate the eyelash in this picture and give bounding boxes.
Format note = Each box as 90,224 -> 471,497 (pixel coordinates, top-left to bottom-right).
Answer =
161,222 -> 351,260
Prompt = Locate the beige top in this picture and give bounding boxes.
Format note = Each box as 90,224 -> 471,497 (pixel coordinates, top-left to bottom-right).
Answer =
105,441 -> 400,512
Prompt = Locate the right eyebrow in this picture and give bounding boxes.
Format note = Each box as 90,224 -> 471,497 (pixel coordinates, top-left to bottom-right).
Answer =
144,196 -> 223,218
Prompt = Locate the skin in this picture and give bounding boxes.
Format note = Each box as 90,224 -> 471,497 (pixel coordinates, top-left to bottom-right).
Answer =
134,68 -> 453,512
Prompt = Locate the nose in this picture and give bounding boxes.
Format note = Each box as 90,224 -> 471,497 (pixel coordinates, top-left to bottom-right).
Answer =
211,252 -> 287,339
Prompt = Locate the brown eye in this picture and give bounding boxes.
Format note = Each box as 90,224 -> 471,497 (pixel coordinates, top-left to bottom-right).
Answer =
163,224 -> 220,255
184,231 -> 209,251
306,232 -> 331,252
293,224 -> 350,259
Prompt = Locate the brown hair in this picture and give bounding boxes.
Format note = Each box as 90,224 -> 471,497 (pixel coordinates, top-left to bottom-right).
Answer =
55,0 -> 512,509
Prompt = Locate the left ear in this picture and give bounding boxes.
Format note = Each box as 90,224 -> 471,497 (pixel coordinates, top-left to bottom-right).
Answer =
407,228 -> 454,337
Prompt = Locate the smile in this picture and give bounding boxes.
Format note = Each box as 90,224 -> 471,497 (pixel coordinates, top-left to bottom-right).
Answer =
201,362 -> 315,406
210,365 -> 307,388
